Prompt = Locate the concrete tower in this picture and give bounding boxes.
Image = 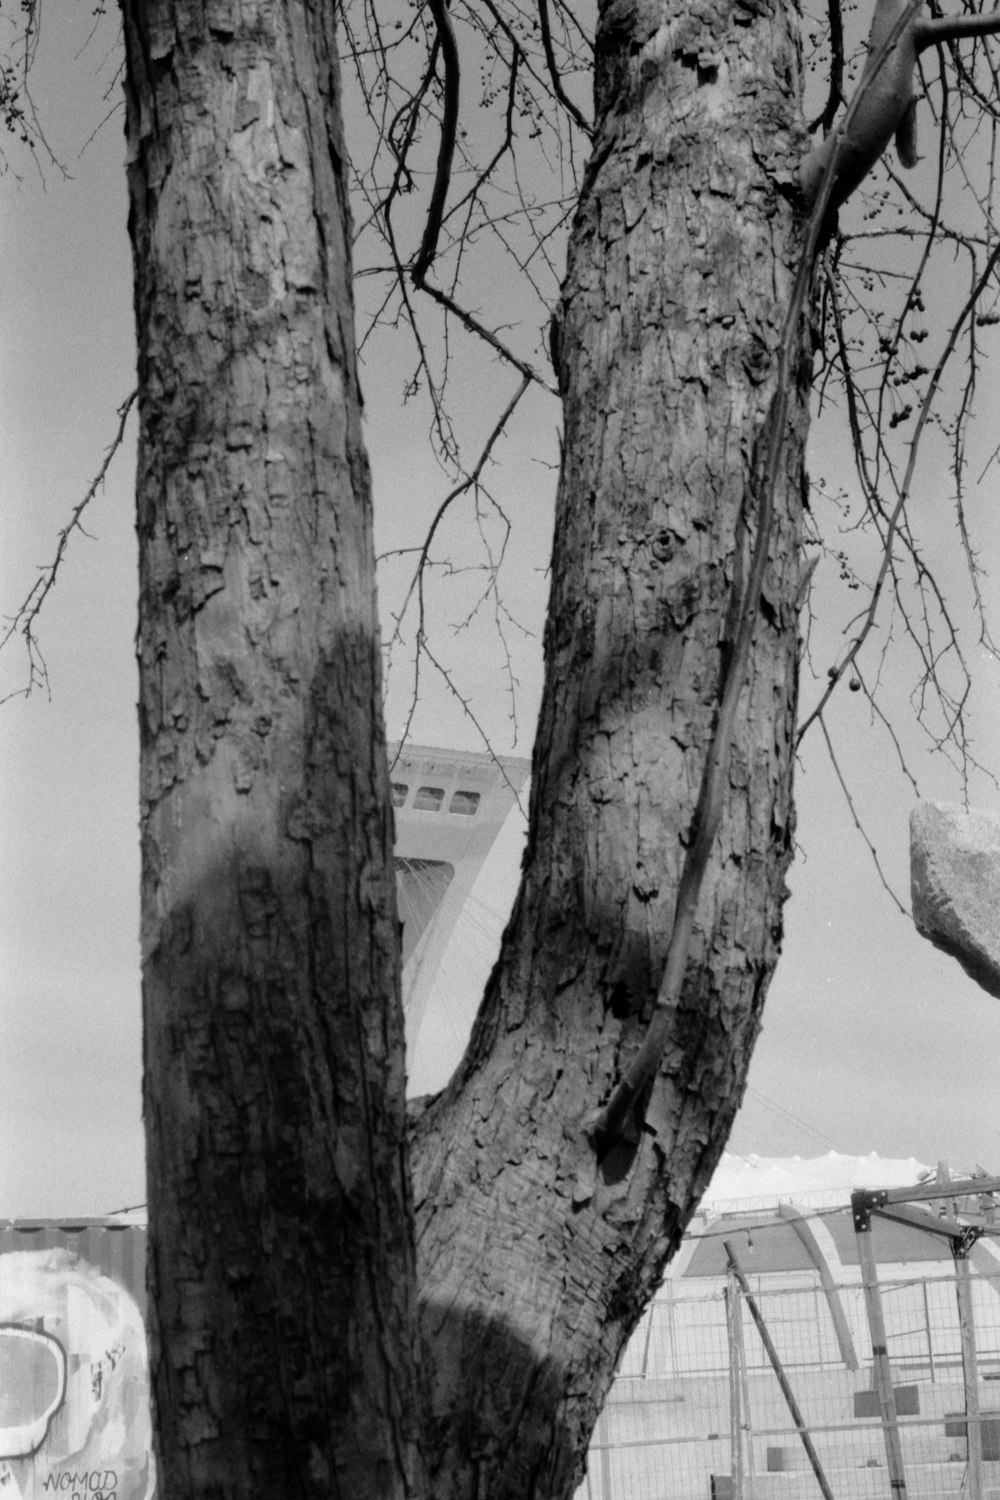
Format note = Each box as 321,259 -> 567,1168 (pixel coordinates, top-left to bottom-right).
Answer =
390,743 -> 531,1066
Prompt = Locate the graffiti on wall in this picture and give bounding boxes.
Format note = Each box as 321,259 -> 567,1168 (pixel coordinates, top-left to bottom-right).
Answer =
0,1242 -> 154,1500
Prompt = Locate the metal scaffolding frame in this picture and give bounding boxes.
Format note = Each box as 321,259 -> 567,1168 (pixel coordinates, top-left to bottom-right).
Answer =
851,1173 -> 1000,1500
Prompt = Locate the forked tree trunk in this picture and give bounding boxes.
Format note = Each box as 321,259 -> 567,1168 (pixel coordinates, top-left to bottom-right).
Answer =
410,0 -> 809,1494
123,0 -> 810,1496
122,4 -> 423,1495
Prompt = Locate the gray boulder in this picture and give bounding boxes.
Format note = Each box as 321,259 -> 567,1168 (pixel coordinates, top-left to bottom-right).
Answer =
910,800 -> 1000,999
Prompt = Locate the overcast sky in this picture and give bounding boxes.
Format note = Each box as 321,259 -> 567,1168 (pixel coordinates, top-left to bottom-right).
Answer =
3,13 -> 1000,1221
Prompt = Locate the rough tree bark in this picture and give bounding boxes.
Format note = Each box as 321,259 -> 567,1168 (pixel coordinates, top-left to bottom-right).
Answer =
410,0 -> 808,1493
122,0 -> 808,1497
122,3 -> 423,1495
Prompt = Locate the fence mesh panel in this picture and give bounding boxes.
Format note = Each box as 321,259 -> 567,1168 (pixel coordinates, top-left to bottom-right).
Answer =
581,1268 -> 1000,1500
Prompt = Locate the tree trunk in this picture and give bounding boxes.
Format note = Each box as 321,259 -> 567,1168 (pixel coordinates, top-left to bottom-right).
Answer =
410,0 -> 809,1493
124,0 -> 809,1495
122,4 -> 423,1496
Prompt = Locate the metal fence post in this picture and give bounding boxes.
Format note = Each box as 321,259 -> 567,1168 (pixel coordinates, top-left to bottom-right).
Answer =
955,1236 -> 983,1500
852,1190 -> 908,1499
725,1241 -> 834,1500
921,1278 -> 935,1384
726,1270 -> 746,1500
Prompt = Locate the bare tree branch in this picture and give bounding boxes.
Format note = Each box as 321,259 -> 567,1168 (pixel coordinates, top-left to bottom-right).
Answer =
536,0 -> 592,138
1,389 -> 137,704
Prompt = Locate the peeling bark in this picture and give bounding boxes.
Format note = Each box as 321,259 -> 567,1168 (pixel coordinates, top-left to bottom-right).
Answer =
124,0 -> 810,1497
122,4 -> 423,1496
411,0 -> 808,1493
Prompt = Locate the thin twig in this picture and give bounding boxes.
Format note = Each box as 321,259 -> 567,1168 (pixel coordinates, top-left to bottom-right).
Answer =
387,374 -> 531,652
1,390 -> 137,705
798,236 -> 1000,743
817,710 -> 909,915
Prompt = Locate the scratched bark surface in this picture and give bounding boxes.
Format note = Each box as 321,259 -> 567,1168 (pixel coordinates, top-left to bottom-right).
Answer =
122,3 -> 422,1496
411,0 -> 809,1494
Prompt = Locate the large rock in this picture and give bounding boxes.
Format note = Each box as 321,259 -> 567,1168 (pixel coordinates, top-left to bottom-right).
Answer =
910,801 -> 1000,999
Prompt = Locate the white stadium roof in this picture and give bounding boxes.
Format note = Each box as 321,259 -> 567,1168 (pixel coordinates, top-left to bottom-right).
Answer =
702,1150 -> 935,1212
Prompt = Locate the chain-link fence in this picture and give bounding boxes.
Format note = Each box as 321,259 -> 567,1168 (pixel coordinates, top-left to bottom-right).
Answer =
581,1265 -> 1000,1500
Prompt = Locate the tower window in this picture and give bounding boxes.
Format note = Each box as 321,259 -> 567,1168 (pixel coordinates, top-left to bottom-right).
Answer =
413,785 -> 445,811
